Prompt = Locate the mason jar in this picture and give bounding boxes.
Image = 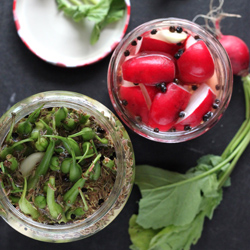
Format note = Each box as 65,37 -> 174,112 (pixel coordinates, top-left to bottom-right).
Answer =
0,91 -> 135,242
108,18 -> 233,143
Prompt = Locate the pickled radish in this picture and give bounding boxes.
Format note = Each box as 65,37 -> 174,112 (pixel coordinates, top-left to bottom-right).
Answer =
122,52 -> 175,85
149,83 -> 191,131
175,84 -> 216,130
177,40 -> 214,83
118,25 -> 218,132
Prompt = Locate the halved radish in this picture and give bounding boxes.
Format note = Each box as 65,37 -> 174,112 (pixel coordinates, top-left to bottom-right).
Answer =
122,52 -> 175,85
119,82 -> 158,123
148,83 -> 191,131
177,40 -> 215,84
175,83 -> 216,130
139,37 -> 180,56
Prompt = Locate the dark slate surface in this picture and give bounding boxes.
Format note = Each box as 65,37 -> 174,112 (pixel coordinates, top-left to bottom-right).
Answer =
0,0 -> 250,249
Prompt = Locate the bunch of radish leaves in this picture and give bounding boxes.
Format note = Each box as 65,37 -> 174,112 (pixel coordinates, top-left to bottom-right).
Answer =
56,0 -> 126,45
129,75 -> 250,250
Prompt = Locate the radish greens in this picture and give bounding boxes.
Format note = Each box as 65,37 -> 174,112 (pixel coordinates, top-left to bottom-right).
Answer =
129,75 -> 250,250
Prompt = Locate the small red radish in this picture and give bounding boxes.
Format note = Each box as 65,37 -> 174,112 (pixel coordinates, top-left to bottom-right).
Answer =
177,40 -> 215,84
175,83 -> 216,130
192,1 -> 249,76
149,83 -> 191,131
139,37 -> 180,56
122,52 -> 175,85
219,35 -> 249,76
119,82 -> 158,123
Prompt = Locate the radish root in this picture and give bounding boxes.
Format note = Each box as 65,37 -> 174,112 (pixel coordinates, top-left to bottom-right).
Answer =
192,0 -> 241,39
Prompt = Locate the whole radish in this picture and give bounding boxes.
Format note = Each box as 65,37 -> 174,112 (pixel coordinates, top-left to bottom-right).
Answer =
193,0 -> 250,76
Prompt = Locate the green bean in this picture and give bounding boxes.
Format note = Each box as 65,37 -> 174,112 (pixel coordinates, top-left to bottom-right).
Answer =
6,154 -> 18,171
47,176 -> 67,223
19,178 -> 40,220
63,153 -> 101,206
27,139 -> 55,190
35,133 -> 49,152
34,195 -> 47,209
0,138 -> 33,160
69,127 -> 108,144
49,156 -> 60,171
63,113 -> 77,131
54,107 -> 68,127
17,104 -> 44,136
66,207 -> 85,220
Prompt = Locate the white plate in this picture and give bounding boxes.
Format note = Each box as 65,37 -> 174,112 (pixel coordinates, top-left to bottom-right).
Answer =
13,0 -> 131,67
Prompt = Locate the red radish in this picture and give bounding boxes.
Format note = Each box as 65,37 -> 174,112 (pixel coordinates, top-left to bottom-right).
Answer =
119,82 -> 158,123
177,40 -> 215,84
175,83 -> 216,130
139,37 -> 180,56
149,83 -> 191,131
122,52 -> 175,85
192,0 -> 249,76
184,35 -> 197,49
219,35 -> 249,76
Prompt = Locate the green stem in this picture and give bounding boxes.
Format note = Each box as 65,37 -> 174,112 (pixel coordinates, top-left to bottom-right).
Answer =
69,0 -> 82,5
218,126 -> 250,188
78,187 -> 89,211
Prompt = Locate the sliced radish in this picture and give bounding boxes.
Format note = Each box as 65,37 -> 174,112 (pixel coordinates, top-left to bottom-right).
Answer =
177,40 -> 215,84
139,37 -> 180,56
122,52 -> 175,85
148,83 -> 191,131
184,35 -> 197,49
175,83 -> 216,130
119,82 -> 158,123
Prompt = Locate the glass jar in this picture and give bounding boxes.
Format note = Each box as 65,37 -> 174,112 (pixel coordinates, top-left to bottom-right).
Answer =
0,91 -> 135,242
107,18 -> 233,143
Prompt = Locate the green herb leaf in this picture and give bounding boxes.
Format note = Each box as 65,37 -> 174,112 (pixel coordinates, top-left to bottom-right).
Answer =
56,0 -> 126,44
135,156 -> 226,230
129,215 -> 159,250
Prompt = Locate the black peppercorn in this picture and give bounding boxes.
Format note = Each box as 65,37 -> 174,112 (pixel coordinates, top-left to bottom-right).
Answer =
122,100 -> 128,106
192,85 -> 198,91
137,36 -> 142,40
174,53 -> 181,59
179,111 -> 185,118
174,78 -> 180,84
124,50 -> 130,57
71,214 -> 76,220
154,128 -> 159,133
169,26 -> 175,32
133,83 -> 139,85
131,40 -> 137,46
176,26 -> 183,33
184,125 -> 191,131
215,84 -> 220,90
151,29 -> 157,35
215,99 -> 220,104
212,103 -> 219,109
